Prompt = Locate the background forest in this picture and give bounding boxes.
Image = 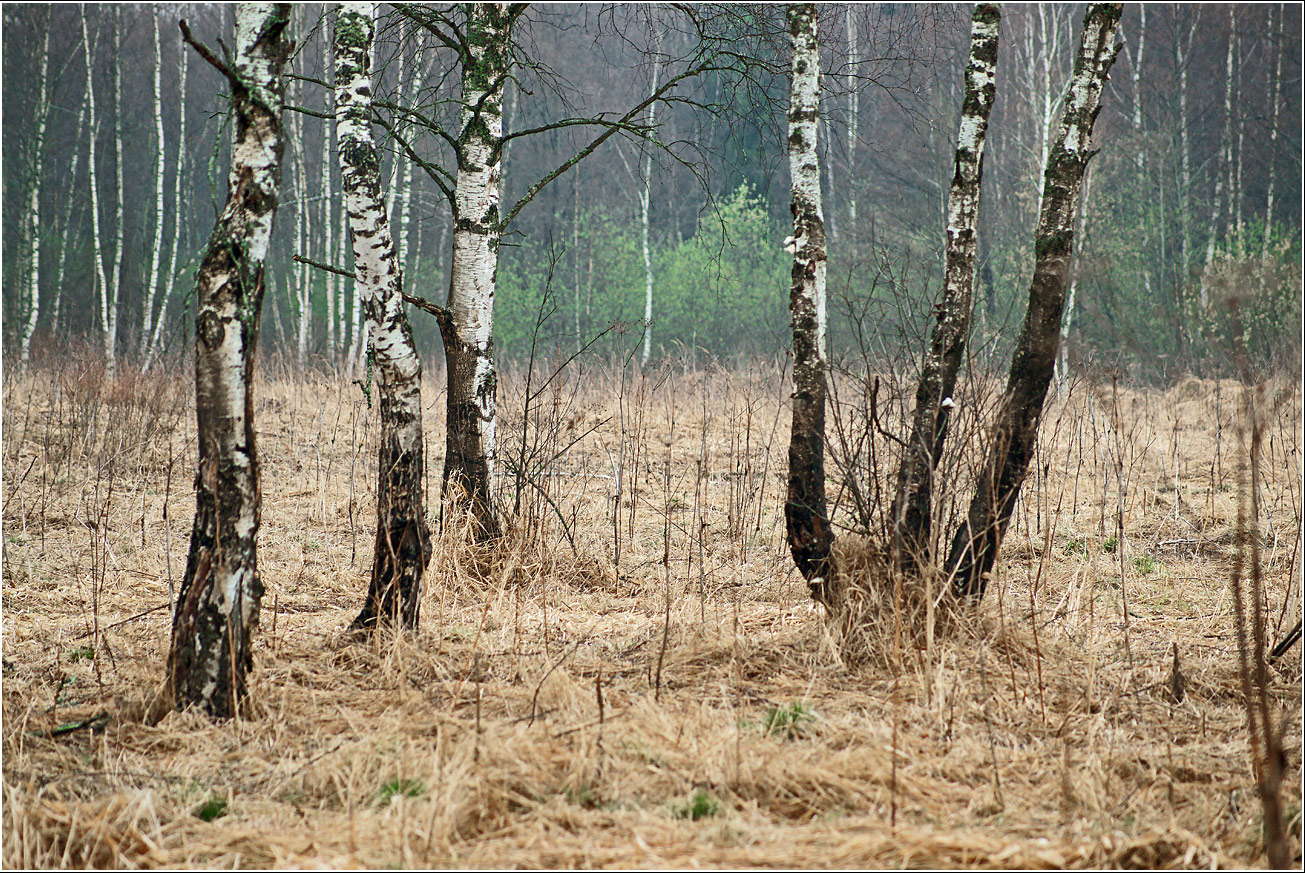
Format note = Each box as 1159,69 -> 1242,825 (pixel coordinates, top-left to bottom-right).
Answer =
3,3 -> 1301,379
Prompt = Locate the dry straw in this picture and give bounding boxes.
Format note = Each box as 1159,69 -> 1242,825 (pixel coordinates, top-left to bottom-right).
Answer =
2,358 -> 1301,868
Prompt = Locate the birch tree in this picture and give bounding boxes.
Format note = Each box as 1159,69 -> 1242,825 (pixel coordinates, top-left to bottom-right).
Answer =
946,3 -> 1122,602
140,10 -> 167,363
438,3 -> 514,539
335,2 -> 432,631
890,4 -> 1000,577
18,21 -> 50,363
81,6 -> 114,373
144,21 -> 189,374
784,3 -> 833,603
167,4 -> 291,718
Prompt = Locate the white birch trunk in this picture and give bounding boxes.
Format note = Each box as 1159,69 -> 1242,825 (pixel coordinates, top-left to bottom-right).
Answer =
893,3 -> 1000,574
785,3 -> 833,599
335,2 -> 432,628
846,8 -> 858,231
140,11 -> 167,363
145,24 -> 189,374
168,2 -> 291,719
948,3 -> 1122,601
290,43 -> 311,369
321,35 -> 338,357
1176,11 -> 1197,289
1262,3 -> 1283,271
1199,10 -> 1235,308
639,35 -> 661,366
440,3 -> 514,538
19,25 -> 51,364
108,7 -> 125,374
53,98 -> 88,336
81,7 -> 113,373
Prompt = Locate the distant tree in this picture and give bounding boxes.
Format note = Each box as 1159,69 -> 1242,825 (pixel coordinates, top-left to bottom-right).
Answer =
18,14 -> 50,364
334,2 -> 432,631
167,3 -> 291,718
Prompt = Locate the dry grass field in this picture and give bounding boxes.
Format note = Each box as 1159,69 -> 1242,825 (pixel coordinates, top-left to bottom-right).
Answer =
2,350 -> 1301,869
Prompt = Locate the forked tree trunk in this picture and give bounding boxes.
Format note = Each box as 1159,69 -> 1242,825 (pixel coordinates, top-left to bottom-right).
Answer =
335,2 -> 432,630
891,4 -> 1000,576
784,3 -> 833,603
167,3 -> 290,718
947,3 -> 1121,601
441,3 -> 514,540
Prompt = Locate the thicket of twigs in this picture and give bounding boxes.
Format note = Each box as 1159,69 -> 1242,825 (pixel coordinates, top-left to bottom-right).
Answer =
2,348 -> 1300,868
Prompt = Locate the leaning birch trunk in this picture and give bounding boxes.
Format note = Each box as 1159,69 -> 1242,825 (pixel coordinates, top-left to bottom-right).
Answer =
335,2 -> 432,630
140,11 -> 167,363
441,3 -> 513,540
946,3 -> 1121,602
167,4 -> 290,718
19,24 -> 50,364
784,3 -> 833,603
890,3 -> 999,577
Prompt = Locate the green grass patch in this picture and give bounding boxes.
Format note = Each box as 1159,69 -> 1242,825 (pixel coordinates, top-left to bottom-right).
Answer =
763,702 -> 815,739
377,777 -> 424,804
1133,555 -> 1160,574
673,790 -> 720,821
194,795 -> 228,822
66,645 -> 95,663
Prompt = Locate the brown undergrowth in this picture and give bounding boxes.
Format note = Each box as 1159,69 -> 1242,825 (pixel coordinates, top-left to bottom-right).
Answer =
2,356 -> 1301,868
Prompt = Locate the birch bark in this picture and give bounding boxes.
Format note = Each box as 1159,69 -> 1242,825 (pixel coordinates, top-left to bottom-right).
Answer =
639,31 -> 661,366
168,3 -> 291,718
108,7 -> 125,373
335,2 -> 432,630
440,3 -> 515,539
145,24 -> 189,374
53,98 -> 88,336
1199,10 -> 1235,307
1262,3 -> 1283,270
81,7 -> 114,374
19,23 -> 50,364
140,11 -> 167,363
946,3 -> 1121,602
784,3 -> 833,602
891,4 -> 1000,576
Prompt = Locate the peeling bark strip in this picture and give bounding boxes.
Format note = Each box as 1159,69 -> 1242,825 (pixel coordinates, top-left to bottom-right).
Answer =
442,4 -> 515,539
784,3 -> 833,603
335,3 -> 432,630
168,3 -> 291,718
947,4 -> 1121,602
891,4 -> 1000,576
